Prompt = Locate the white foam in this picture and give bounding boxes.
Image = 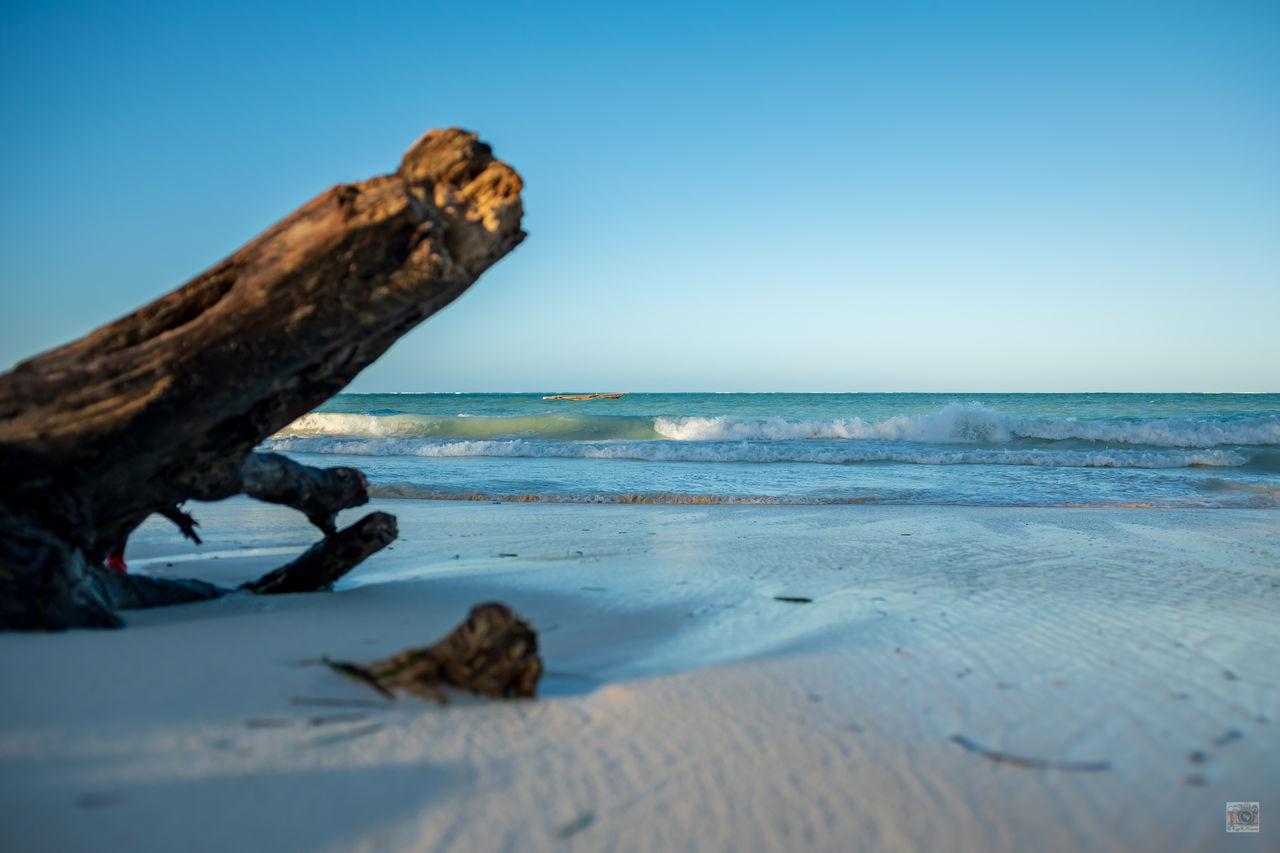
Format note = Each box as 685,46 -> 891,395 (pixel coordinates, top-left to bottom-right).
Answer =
654,404 -> 1013,443
282,412 -> 419,437
274,404 -> 1280,447
262,435 -> 1250,469
654,404 -> 1280,447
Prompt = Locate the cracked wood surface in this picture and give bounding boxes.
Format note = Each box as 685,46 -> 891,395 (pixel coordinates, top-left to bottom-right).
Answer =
0,128 -> 524,629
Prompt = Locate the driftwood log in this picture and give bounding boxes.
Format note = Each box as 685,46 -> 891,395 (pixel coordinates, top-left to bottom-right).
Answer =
325,602 -> 542,703
0,128 -> 524,630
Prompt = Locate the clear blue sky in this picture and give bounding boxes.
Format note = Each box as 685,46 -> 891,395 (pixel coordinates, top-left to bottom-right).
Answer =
2,0 -> 1276,392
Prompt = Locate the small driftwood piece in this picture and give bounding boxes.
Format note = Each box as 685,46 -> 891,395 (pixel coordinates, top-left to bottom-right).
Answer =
243,512 -> 397,594
326,603 -> 542,703
0,129 -> 524,629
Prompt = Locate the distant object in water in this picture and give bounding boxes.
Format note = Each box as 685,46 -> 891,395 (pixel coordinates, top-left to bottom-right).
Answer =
542,393 -> 629,400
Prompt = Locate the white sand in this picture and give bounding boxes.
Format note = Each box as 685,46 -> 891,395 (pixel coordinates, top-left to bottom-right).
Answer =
1,499 -> 1277,852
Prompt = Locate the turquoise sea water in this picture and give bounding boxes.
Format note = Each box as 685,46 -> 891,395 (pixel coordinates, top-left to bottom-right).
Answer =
262,393 -> 1280,508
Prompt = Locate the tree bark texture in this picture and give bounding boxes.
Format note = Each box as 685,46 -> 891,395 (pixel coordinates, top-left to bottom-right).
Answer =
0,128 -> 524,629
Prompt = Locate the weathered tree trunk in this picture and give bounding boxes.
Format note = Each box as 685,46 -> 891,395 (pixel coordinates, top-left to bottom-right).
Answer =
0,128 -> 524,630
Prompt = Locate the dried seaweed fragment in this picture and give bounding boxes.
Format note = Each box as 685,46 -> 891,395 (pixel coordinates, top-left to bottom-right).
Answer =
554,810 -> 596,839
950,734 -> 1111,772
326,602 -> 542,703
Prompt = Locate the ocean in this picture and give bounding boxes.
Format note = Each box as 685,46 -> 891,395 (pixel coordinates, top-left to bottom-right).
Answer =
262,393 -> 1280,508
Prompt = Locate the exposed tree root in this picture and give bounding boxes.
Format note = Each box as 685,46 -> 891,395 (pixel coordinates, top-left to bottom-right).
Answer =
0,128 -> 524,629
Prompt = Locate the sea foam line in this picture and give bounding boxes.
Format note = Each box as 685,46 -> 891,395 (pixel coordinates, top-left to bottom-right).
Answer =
276,404 -> 1280,448
262,435 -> 1250,469
653,405 -> 1280,446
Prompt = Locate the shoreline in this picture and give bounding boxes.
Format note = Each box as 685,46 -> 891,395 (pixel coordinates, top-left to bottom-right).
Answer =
2,500 -> 1277,851
366,484 -> 1280,509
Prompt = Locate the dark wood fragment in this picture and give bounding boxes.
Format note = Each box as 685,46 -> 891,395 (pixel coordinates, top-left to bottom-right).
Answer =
242,512 -> 396,594
327,603 -> 542,703
157,506 -> 202,544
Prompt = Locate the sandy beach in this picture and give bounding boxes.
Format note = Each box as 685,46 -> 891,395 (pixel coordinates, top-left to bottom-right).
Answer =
1,498 -> 1276,852
4,0 -> 1277,848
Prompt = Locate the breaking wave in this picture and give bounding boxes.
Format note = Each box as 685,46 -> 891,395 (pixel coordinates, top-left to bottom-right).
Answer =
279,411 -> 657,441
652,405 -> 1280,446
277,404 -> 1280,448
262,434 -> 1251,470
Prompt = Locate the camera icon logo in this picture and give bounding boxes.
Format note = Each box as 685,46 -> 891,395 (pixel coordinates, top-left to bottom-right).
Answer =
1226,802 -> 1260,833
